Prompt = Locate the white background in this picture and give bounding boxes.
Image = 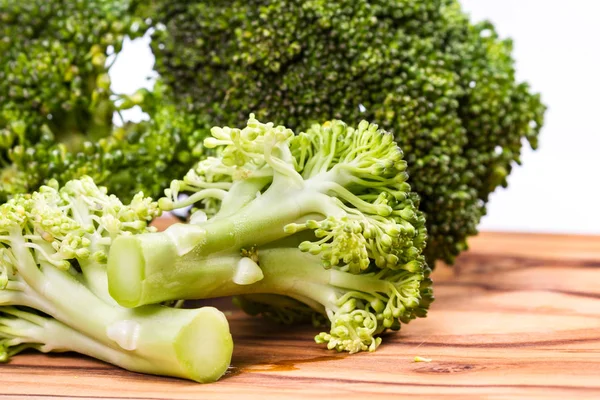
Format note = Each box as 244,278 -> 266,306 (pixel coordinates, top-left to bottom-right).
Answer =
110,0 -> 600,235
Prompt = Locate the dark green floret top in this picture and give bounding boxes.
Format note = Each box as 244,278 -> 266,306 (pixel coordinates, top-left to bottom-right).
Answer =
0,1 -> 209,202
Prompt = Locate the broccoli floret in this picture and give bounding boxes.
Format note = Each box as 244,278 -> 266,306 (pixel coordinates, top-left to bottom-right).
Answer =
0,0 -> 135,145
0,0 -> 136,199
0,177 -> 233,382
6,82 -> 210,203
0,0 -> 140,170
149,0 -> 546,265
0,2 -> 209,202
104,83 -> 211,199
107,116 -> 433,353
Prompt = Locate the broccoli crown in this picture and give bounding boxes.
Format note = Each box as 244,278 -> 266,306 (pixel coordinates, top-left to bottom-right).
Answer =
150,0 -> 546,264
0,0 -> 136,199
3,83 -> 210,203
108,116 -> 432,353
0,2 -> 210,202
0,177 -> 233,382
0,0 -> 140,148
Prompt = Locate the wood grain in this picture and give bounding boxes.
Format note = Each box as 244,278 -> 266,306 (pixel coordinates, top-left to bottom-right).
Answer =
2,231 -> 600,399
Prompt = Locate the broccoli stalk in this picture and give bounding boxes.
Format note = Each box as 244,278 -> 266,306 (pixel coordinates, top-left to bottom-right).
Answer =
0,178 -> 233,383
113,246 -> 431,354
108,116 -> 432,353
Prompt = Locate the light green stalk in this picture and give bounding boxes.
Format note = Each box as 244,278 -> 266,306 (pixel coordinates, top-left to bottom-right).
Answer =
0,177 -> 234,383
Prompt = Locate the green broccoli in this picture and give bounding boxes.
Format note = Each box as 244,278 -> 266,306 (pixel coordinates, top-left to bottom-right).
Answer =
107,116 -> 433,353
0,0 -> 135,145
105,82 -> 211,200
0,0 -> 139,196
148,0 -> 546,265
0,1 -> 209,202
7,82 -> 211,204
0,177 -> 233,383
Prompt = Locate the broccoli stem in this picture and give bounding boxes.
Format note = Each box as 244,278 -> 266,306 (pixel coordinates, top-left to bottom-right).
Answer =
69,198 -> 114,304
212,177 -> 272,219
6,232 -> 233,382
1,307 -> 152,368
108,243 -> 388,311
0,304 -> 232,382
77,260 -> 116,305
135,186 -> 344,264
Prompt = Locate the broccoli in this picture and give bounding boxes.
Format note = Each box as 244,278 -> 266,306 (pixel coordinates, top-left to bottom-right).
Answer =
0,0 -> 139,197
148,0 -> 546,265
106,82 -> 211,200
0,1 -> 209,202
0,177 -> 233,383
107,116 -> 433,353
7,82 -> 211,204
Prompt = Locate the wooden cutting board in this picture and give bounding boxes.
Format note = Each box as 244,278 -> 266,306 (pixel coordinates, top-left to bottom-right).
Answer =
3,231 -> 600,399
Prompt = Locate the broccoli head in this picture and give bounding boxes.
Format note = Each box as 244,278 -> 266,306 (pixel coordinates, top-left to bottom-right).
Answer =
0,0 -> 137,199
107,116 -> 433,353
0,1 -> 210,202
149,0 -> 546,264
0,0 -> 141,153
4,82 -> 210,204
